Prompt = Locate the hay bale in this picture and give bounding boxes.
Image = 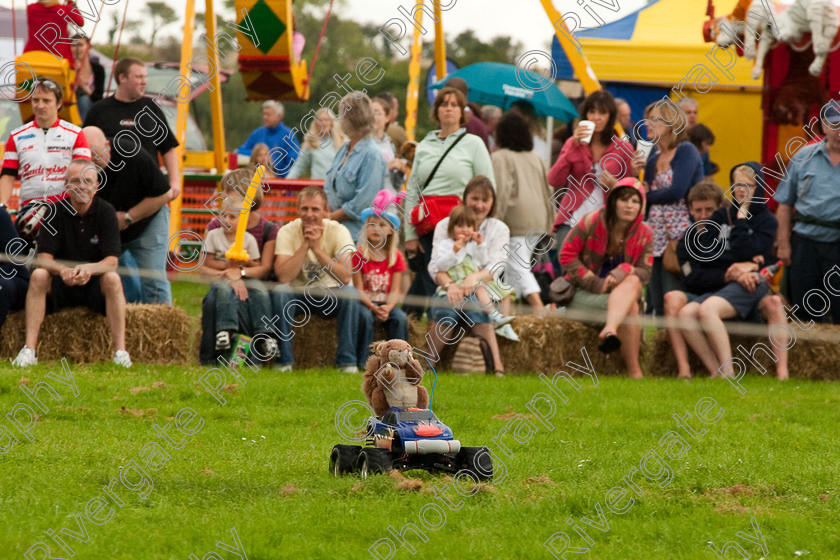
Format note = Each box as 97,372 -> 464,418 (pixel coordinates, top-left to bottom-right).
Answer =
648,323 -> 840,380
498,316 -> 633,376
0,304 -> 195,365
290,316 -> 426,369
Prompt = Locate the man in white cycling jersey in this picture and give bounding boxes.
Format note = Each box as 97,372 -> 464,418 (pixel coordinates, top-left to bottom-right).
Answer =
0,77 -> 91,234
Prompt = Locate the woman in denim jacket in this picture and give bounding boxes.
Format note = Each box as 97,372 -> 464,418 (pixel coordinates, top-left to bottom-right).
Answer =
323,93 -> 386,242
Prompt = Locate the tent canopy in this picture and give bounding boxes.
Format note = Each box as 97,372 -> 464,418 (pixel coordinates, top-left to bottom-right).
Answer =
552,0 -> 763,88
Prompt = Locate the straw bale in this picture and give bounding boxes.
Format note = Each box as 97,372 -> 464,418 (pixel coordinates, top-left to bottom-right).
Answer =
289,316 -> 426,369
497,316 -> 633,376
649,324 -> 840,380
0,304 -> 195,365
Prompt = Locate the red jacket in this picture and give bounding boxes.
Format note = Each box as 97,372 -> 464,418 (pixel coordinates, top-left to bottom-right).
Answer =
548,136 -> 635,231
560,180 -> 653,294
24,2 -> 84,69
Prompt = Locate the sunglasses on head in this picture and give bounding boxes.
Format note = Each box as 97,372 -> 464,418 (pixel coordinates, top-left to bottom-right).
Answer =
32,78 -> 62,94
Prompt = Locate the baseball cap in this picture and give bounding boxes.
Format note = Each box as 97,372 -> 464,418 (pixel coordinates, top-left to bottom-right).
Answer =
821,101 -> 840,125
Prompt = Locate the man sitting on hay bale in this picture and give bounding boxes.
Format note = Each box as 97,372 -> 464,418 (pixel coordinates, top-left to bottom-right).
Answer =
268,186 -> 360,373
12,160 -> 131,368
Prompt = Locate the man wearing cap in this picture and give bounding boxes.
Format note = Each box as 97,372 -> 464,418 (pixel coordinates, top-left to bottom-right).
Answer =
775,101 -> 840,324
236,100 -> 300,178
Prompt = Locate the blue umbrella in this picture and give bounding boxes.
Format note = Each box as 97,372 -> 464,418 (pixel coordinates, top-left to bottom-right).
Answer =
430,62 -> 578,123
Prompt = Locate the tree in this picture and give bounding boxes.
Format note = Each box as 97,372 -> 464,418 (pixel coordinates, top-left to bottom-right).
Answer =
146,2 -> 178,49
106,12 -> 142,45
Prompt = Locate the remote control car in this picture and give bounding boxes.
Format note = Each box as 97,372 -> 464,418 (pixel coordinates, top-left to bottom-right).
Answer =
329,407 -> 493,479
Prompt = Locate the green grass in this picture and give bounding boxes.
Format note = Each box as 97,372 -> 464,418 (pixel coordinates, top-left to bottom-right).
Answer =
1,360 -> 839,559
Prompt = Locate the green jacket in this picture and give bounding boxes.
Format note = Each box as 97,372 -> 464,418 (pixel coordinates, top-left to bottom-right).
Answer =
404,128 -> 495,241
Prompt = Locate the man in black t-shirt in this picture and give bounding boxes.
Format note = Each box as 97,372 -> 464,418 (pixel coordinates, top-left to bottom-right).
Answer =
12,160 -> 131,369
83,57 -> 181,199
85,126 -> 172,304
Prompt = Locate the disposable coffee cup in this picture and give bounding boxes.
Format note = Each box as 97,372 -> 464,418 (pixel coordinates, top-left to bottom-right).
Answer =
635,141 -> 654,163
578,120 -> 595,144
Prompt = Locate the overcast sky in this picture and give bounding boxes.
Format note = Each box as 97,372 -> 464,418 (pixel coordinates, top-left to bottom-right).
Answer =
0,0 -> 650,56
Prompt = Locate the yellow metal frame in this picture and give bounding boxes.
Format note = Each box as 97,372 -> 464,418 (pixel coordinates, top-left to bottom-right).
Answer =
169,0 -> 228,251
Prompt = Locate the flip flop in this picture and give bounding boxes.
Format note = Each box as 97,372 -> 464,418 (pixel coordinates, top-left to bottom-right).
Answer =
598,333 -> 621,354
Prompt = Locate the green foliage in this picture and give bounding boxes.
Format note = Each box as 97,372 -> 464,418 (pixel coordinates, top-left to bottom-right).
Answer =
146,2 -> 178,49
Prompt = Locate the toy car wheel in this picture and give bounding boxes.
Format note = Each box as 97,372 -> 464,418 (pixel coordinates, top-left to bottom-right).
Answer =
456,446 -> 493,481
356,448 -> 393,478
329,445 -> 362,476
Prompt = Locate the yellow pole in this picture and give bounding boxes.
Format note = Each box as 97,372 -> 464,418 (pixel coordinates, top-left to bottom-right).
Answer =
225,165 -> 264,262
404,0 -> 424,141
433,1 -> 446,81
538,0 -> 623,138
205,0 -> 227,173
168,0 -> 196,252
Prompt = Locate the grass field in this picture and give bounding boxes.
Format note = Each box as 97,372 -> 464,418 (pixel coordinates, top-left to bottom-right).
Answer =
1,283 -> 839,559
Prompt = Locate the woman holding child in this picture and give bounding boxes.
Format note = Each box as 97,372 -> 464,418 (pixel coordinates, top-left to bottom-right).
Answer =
403,87 -> 495,319
560,178 -> 653,379
423,176 -> 512,376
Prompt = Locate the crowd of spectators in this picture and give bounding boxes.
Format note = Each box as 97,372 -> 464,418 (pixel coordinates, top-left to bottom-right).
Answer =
4,54 -> 840,380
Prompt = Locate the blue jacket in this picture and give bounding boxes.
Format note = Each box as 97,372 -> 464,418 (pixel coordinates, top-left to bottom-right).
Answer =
236,122 -> 300,178
677,161 -> 778,294
644,141 -> 704,206
323,137 -> 386,242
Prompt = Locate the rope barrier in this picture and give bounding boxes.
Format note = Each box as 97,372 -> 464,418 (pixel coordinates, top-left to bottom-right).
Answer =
0,251 -> 830,343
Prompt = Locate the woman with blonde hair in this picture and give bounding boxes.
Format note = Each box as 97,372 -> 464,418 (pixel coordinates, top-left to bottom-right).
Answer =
323,93 -> 386,241
642,100 -> 704,317
287,108 -> 346,180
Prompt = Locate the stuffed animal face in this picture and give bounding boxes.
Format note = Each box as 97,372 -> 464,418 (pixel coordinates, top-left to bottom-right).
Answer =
372,339 -> 415,366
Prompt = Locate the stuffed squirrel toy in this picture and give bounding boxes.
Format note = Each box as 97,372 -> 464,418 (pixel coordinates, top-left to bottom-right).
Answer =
362,340 -> 428,418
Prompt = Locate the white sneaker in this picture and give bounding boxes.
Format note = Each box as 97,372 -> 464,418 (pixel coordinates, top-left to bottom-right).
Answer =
275,364 -> 292,372
12,346 -> 37,367
338,365 -> 359,374
495,324 -> 520,342
113,350 -> 132,368
491,312 -> 515,328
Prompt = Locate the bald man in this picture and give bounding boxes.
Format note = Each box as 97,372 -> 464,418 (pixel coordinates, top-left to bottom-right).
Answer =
85,126 -> 172,304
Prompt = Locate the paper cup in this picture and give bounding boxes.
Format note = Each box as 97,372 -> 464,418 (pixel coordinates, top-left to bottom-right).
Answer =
578,120 -> 595,145
635,141 -> 654,163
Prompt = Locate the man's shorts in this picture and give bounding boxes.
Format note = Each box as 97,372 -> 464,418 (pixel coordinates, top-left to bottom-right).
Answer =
49,275 -> 107,315
694,281 -> 770,320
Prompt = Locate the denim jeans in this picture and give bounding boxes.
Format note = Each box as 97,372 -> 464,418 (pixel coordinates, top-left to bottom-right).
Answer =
356,305 -> 409,368
269,284 -> 360,367
119,207 -> 172,304
214,281 -> 273,336
0,276 -> 28,329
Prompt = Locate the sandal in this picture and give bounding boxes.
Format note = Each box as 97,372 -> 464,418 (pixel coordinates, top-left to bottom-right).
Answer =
598,333 -> 621,354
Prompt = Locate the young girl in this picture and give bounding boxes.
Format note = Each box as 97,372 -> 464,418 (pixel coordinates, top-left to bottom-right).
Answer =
353,190 -> 409,368
249,143 -> 276,178
432,205 -> 514,328
201,193 -> 274,354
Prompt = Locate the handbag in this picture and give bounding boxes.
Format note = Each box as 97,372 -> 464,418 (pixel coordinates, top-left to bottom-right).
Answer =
663,239 -> 681,276
410,195 -> 462,236
548,276 -> 576,306
410,132 -> 468,236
